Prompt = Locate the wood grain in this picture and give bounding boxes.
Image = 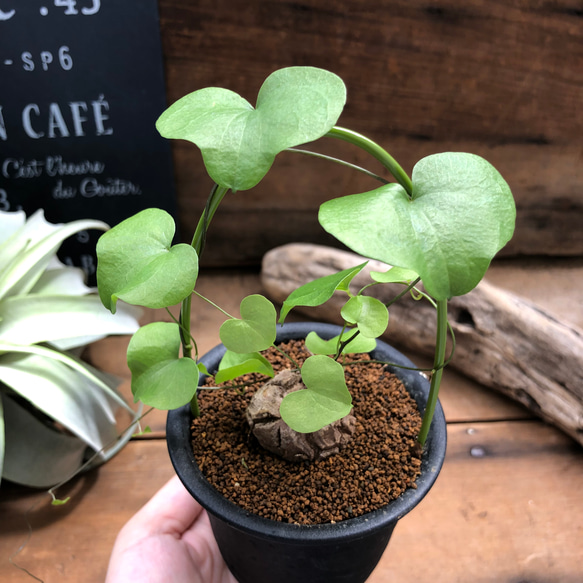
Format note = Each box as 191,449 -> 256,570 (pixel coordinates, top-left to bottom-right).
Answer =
0,441 -> 175,583
370,421 -> 583,583
156,0 -> 583,264
1,422 -> 581,583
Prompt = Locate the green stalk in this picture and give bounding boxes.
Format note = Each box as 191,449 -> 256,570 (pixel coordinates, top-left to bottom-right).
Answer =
286,147 -> 389,185
326,126 -> 413,196
180,183 -> 229,415
180,183 -> 230,359
190,395 -> 200,418
191,184 -> 230,255
417,298 -> 448,446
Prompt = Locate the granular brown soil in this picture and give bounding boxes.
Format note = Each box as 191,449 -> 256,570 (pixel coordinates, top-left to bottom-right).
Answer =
191,339 -> 423,525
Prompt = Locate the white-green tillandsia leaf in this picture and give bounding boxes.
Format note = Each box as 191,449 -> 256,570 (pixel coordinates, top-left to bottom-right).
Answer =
0,209 -> 26,246
0,294 -> 140,350
0,209 -> 36,270
156,67 -> 347,191
0,363 -> 141,487
0,352 -> 123,453
0,394 -> 4,485
30,257 -> 93,296
0,342 -> 133,414
319,152 -> 516,300
0,209 -> 109,301
1,392 -> 88,488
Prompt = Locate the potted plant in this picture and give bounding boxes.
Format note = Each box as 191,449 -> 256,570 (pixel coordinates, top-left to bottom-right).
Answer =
95,67 -> 515,582
0,209 -> 141,489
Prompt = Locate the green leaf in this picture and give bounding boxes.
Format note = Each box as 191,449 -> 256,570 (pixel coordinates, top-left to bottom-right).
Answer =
96,209 -> 198,313
319,153 -> 516,300
215,350 -> 274,384
127,322 -> 200,409
127,322 -> 179,377
341,296 -> 389,338
131,358 -> 200,410
156,67 -> 347,191
132,425 -> 152,438
370,266 -> 419,284
279,262 -> 368,323
305,330 -> 376,355
279,355 -> 352,433
219,295 -> 277,353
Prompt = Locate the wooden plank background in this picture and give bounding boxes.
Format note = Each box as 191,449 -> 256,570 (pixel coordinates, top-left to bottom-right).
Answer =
156,0 -> 583,265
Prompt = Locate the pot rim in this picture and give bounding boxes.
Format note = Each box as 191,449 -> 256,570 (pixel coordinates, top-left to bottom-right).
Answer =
167,321 -> 447,543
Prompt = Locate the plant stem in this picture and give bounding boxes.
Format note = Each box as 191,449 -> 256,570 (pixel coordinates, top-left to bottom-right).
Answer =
180,184 -> 230,360
274,344 -> 300,368
418,298 -> 448,447
192,290 -> 236,320
286,148 -> 389,185
179,183 -> 229,417
383,277 -> 422,307
191,184 -> 230,254
326,126 -> 413,197
190,395 -> 200,418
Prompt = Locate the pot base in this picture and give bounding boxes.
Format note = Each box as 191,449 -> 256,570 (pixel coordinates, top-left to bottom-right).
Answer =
167,322 -> 447,583
210,512 -> 395,583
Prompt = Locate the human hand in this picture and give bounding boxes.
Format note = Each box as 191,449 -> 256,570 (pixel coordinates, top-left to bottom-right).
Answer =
106,475 -> 236,583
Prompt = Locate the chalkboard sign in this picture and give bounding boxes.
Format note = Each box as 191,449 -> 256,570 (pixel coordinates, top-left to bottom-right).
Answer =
0,0 -> 177,280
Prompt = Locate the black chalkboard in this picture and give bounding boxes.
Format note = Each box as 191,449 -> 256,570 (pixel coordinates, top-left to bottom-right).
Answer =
0,0 -> 177,279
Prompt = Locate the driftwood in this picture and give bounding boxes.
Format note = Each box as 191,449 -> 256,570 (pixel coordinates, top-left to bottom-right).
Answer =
261,244 -> 583,446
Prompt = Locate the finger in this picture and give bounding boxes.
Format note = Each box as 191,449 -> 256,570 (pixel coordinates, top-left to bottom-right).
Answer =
120,475 -> 205,539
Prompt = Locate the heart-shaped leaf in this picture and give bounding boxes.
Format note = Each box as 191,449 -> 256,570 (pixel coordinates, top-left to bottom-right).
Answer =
279,355 -> 352,433
279,261 -> 368,323
96,209 -> 198,313
319,152 -> 515,300
370,266 -> 419,284
156,67 -> 347,191
305,330 -> 376,355
215,350 -> 275,384
341,296 -> 389,338
219,294 -> 277,353
127,322 -> 200,409
131,358 -> 200,410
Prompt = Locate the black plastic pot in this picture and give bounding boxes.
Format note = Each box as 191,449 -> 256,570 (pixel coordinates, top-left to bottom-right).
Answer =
167,322 -> 447,583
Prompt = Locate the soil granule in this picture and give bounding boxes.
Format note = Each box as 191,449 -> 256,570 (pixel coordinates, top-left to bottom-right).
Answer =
191,339 -> 423,525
